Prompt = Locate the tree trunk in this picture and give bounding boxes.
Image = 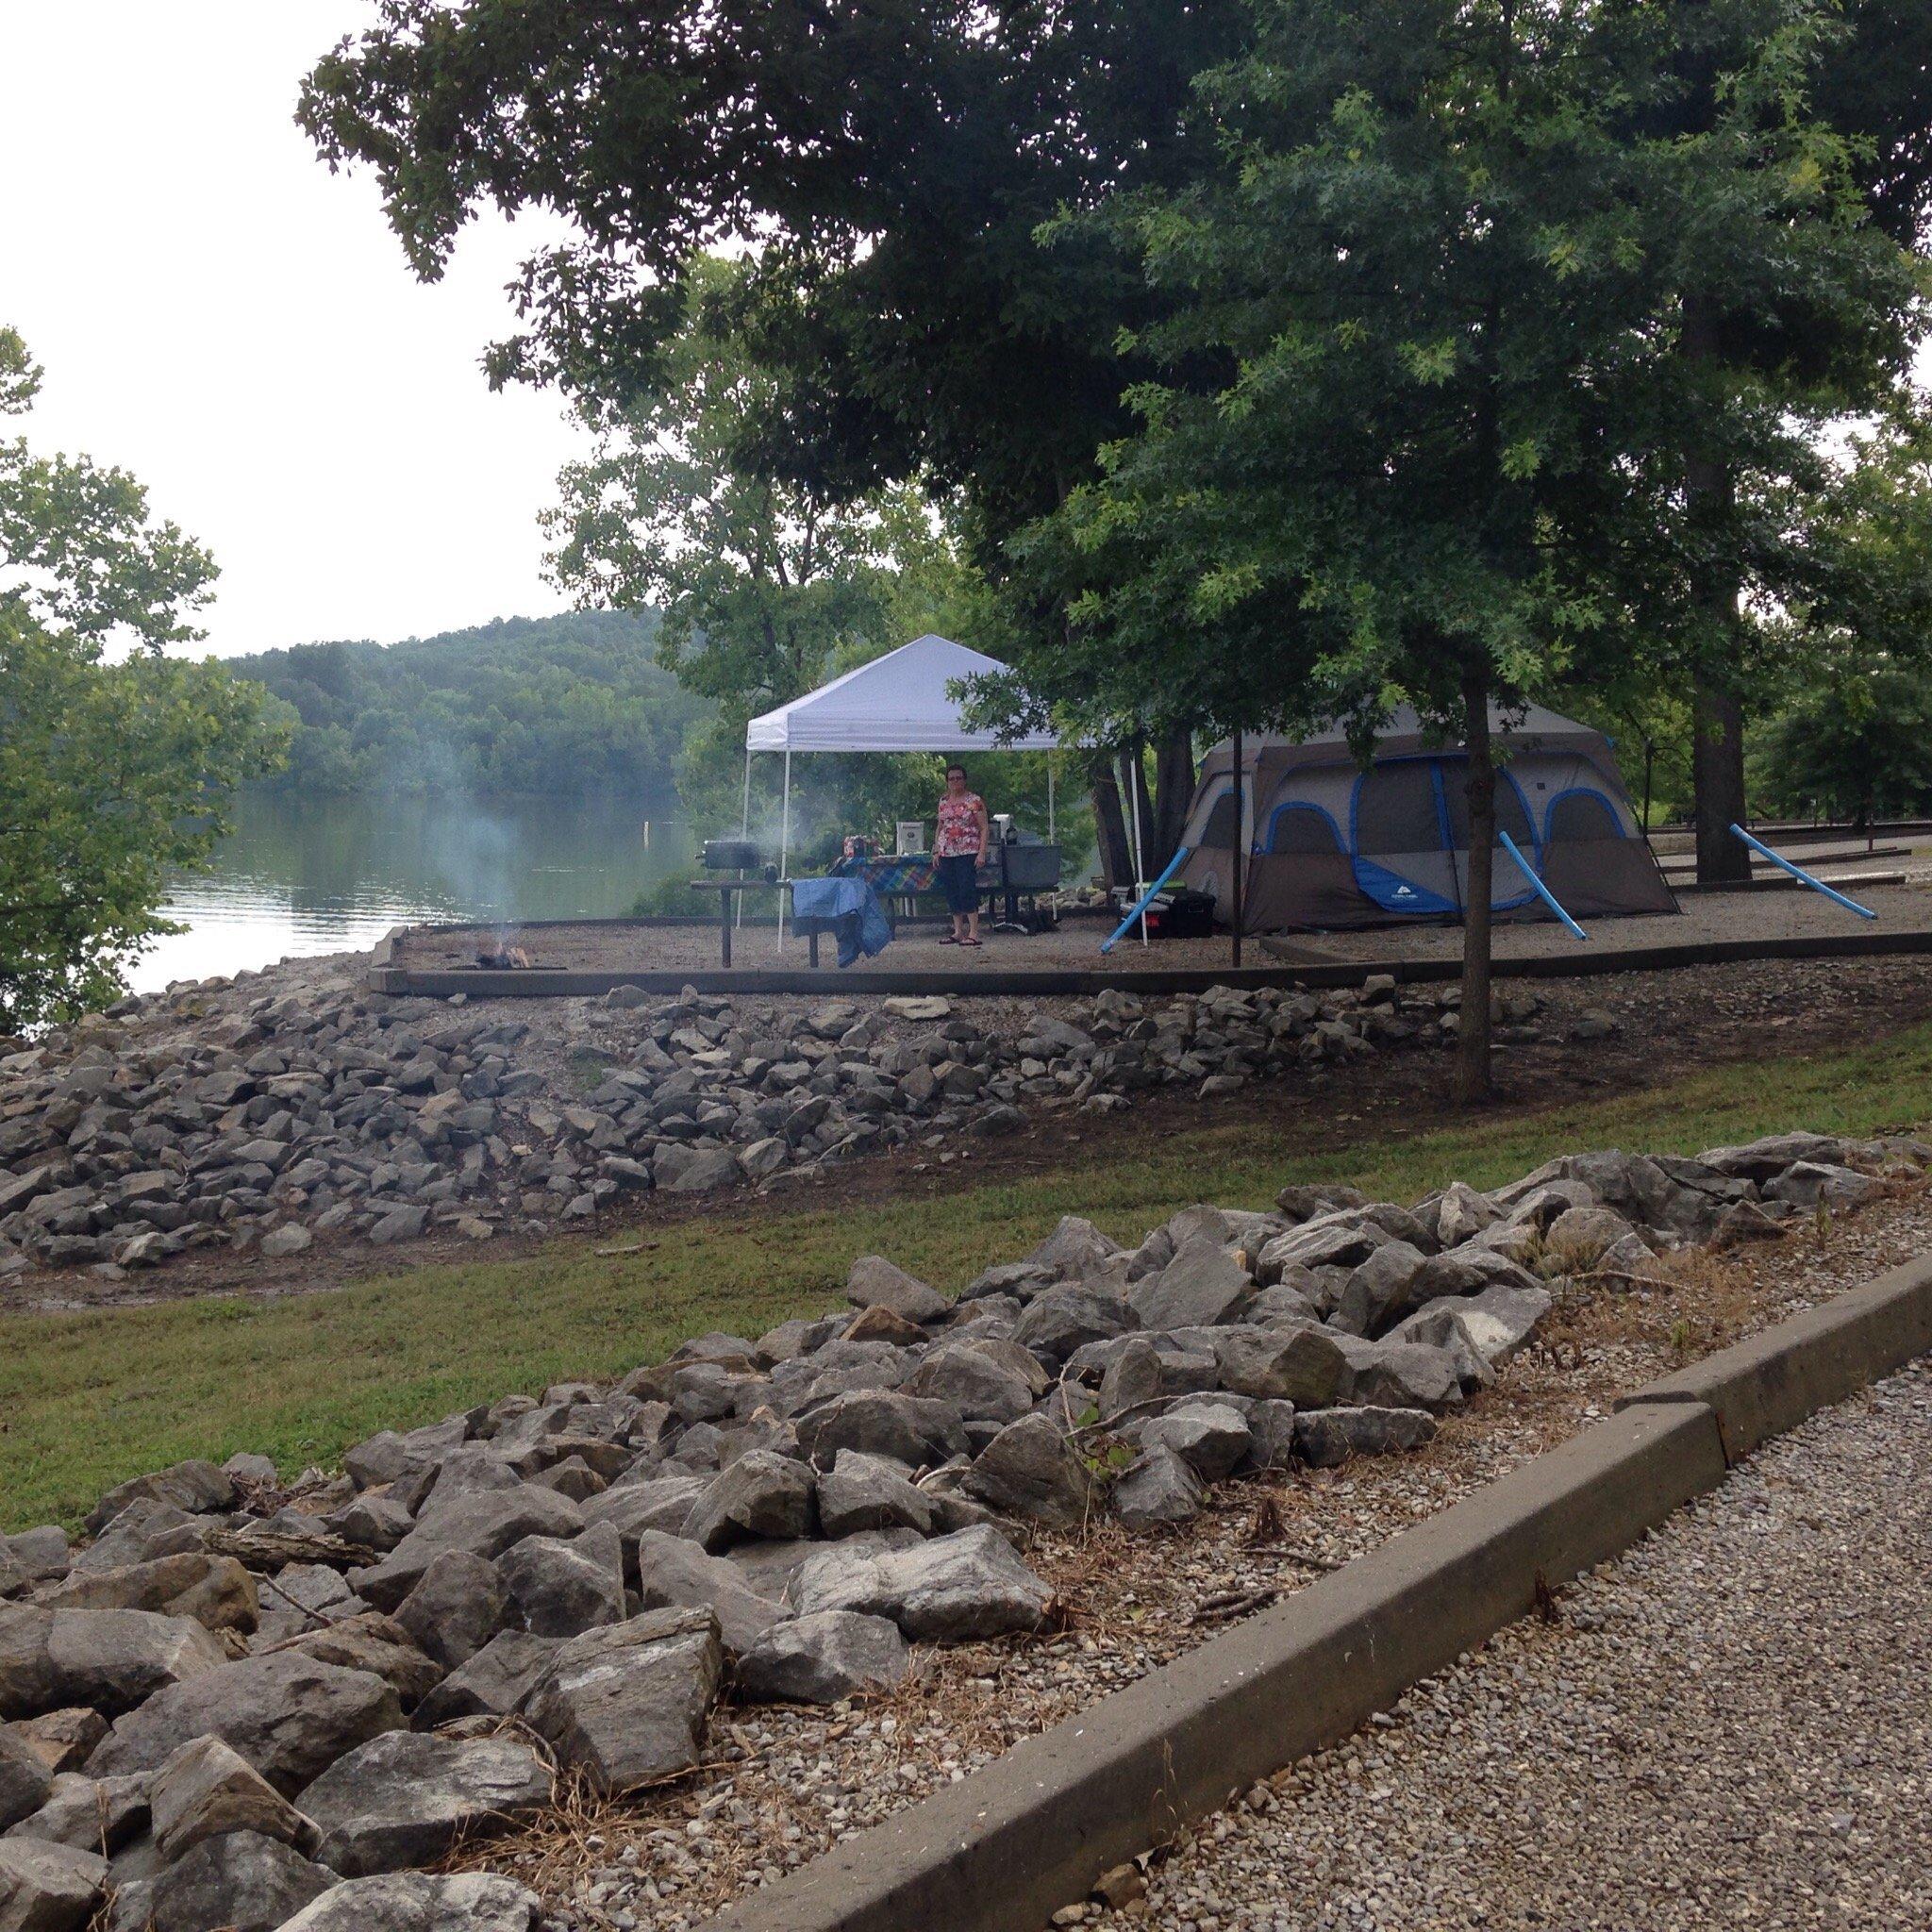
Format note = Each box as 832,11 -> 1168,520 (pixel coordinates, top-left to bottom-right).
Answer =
1090,756 -> 1133,893
1683,295 -> 1752,886
1152,724 -> 1197,865
1456,668 -> 1496,1107
1691,678 -> 1749,883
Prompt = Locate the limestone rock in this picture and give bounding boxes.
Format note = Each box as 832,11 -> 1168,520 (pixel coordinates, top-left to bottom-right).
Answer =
962,1414 -> 1098,1531
149,1733 -> 319,1862
814,1451 -> 936,1540
684,1452 -> 817,1552
632,1532 -> 789,1656
1126,1234 -> 1253,1330
495,1523 -> 625,1640
793,1391 -> 968,1472
1293,1407 -> 1437,1468
0,1607 -> 227,1721
297,1730 -> 550,1875
277,1871 -> 541,1931
1110,1445 -> 1206,1528
0,1725 -> 52,1831
409,1631 -> 558,1731
145,1829 -> 333,1932
0,1837 -> 108,1932
394,1552 -> 507,1671
794,1525 -> 1052,1641
39,1555 -> 257,1635
88,1654 -> 404,1795
519,1608 -> 722,1795
735,1611 -> 909,1706
1212,1325 -> 1355,1407
84,1462 -> 234,1539
845,1256 -> 948,1325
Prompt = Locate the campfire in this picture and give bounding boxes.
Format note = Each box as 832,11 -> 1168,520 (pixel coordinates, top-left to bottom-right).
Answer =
475,943 -> 534,970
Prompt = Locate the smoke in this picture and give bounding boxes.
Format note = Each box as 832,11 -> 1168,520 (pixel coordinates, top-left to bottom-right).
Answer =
398,733 -> 525,943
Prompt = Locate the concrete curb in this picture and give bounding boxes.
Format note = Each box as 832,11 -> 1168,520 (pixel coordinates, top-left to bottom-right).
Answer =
695,1272 -> 1932,1932
1616,1250 -> 1932,1462
699,1404 -> 1724,1932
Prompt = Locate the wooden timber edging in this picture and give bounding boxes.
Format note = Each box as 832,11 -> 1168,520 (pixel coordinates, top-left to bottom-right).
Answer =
365,924 -> 1932,1000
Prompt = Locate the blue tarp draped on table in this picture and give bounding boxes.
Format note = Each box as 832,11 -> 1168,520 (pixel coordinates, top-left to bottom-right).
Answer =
790,876 -> 893,967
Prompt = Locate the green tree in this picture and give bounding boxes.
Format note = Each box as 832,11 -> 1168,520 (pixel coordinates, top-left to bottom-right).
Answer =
0,328 -> 287,1031
1024,0 -> 1923,1096
297,0 -> 1232,872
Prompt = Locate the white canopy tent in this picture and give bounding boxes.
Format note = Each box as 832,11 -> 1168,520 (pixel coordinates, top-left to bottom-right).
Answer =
741,637 -> 1074,922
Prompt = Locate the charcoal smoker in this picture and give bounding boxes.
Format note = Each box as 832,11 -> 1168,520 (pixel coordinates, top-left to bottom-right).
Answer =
696,839 -> 774,967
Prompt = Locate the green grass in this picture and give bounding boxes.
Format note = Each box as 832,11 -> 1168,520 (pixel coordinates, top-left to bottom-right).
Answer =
8,1022 -> 1932,1532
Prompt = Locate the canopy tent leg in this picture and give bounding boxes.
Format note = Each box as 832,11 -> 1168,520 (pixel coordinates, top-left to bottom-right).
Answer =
777,750 -> 791,951
1231,728 -> 1244,966
1046,759 -> 1056,845
737,750 -> 753,931
1125,748 -> 1149,946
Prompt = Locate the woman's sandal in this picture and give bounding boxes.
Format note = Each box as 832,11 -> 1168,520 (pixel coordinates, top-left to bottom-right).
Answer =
939,934 -> 960,945
962,937 -> 983,947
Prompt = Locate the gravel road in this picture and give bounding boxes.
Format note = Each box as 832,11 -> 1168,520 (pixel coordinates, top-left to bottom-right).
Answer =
1102,1357 -> 1932,1932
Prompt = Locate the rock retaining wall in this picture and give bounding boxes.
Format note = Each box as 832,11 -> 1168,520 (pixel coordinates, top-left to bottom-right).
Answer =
1,1126 -> 1919,1930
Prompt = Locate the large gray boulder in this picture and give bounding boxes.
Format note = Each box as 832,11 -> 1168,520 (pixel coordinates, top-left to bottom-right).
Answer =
1293,1407 -> 1437,1468
576,1474 -> 706,1557
794,1526 -> 1052,1641
1010,1283 -> 1138,1365
518,1608 -> 722,1795
351,1486 -> 585,1612
734,1611 -> 909,1706
1132,1402 -> 1253,1481
1331,1240 -> 1430,1337
393,1551 -> 507,1670
1126,1234 -> 1254,1331
278,1871 -> 541,1931
1110,1446 -> 1205,1528
408,1631 -> 558,1730
632,1531 -> 790,1656
148,1734 -> 319,1861
1387,1279 -> 1550,1364
684,1451 -> 818,1552
815,1451 -> 936,1540
495,1523 -> 625,1639
85,1462 -> 234,1539
0,1607 -> 227,1721
4,1771 -> 148,1855
1337,1339 -> 1466,1413
145,1829 -> 334,1932
845,1256 -> 948,1325
793,1391 -> 968,1471
298,1731 -> 551,1876
0,1837 -> 108,1932
0,1725 -> 52,1831
961,1414 -> 1098,1531
88,1655 -> 404,1794
1212,1326 -> 1355,1407
902,1341 -> 1042,1424
37,1554 -> 257,1635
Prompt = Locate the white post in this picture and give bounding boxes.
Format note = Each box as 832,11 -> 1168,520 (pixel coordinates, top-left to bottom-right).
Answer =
1126,748 -> 1150,945
1047,758 -> 1057,844
777,749 -> 791,950
737,748 -> 753,931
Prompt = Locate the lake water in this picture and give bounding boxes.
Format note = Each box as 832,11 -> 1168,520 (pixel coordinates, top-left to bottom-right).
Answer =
136,791 -> 694,992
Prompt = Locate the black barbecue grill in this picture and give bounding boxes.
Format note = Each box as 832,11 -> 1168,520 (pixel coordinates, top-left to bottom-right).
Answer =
701,838 -> 766,873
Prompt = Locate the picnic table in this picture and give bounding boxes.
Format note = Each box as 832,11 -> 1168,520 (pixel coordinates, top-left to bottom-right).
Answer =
685,878 -> 833,968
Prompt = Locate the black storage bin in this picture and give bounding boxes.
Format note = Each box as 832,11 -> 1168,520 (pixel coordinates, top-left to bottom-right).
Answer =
1152,888 -> 1217,938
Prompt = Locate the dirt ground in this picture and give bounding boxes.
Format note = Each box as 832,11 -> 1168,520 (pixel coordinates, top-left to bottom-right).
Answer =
16,947 -> 1932,1318
397,854 -> 1932,979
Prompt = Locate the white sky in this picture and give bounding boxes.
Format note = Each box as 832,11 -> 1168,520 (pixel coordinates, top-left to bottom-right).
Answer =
0,3 -> 589,658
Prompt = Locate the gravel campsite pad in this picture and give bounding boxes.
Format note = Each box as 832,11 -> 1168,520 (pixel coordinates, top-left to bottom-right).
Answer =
1120,1356 -> 1932,1932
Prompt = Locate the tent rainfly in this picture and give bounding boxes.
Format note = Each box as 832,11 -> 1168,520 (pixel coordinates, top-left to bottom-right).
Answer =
741,634 -> 1070,911
1174,703 -> 1678,933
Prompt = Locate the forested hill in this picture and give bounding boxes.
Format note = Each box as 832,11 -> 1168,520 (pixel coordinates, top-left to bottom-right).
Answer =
228,610 -> 708,802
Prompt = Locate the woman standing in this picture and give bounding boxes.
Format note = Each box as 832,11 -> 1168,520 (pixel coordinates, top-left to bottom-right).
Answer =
934,763 -> 991,947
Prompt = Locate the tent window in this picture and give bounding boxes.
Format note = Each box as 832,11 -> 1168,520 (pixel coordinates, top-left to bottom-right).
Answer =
1547,788 -> 1624,842
1355,761 -> 1442,855
1200,785 -> 1241,850
1266,803 -> 1344,855
1441,764 -> 1536,851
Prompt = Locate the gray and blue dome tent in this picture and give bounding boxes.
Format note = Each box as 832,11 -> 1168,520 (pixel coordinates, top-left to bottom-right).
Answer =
1175,704 -> 1678,933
